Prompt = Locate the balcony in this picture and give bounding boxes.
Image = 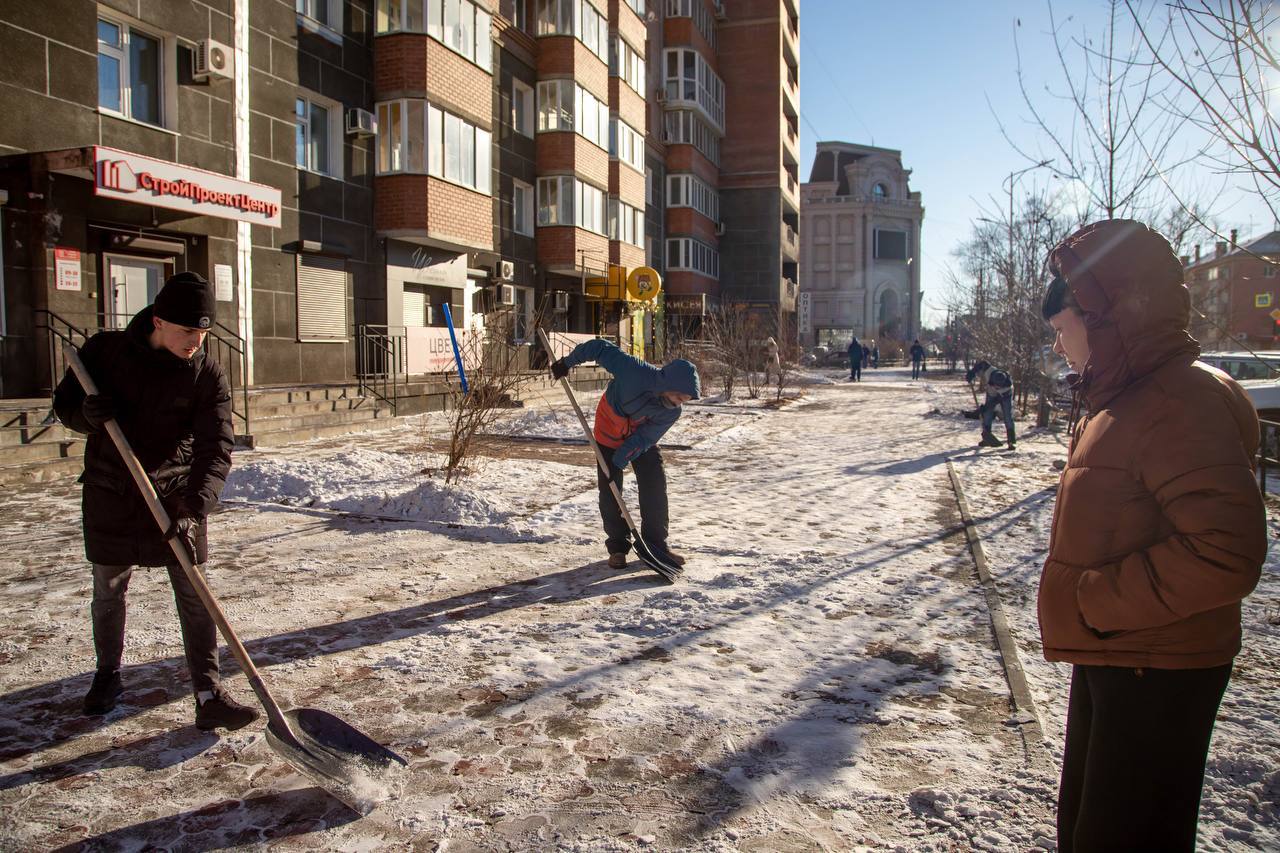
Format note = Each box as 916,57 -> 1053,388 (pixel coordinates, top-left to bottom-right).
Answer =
781,78 -> 798,121
782,222 -> 799,259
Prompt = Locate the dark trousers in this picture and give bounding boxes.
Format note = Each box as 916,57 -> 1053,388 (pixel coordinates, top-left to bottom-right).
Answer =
911,360 -> 922,379
849,362 -> 861,381
597,445 -> 668,556
92,563 -> 220,693
982,393 -> 1016,442
1058,663 -> 1232,853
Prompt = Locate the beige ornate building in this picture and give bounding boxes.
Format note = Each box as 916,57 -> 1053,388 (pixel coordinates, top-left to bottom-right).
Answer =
799,141 -> 923,349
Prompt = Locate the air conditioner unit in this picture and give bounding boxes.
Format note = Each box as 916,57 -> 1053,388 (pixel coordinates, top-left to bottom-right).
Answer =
713,0 -> 727,20
345,108 -> 377,137
497,284 -> 516,305
194,39 -> 234,81
554,291 -> 570,312
715,221 -> 726,236
498,259 -> 516,280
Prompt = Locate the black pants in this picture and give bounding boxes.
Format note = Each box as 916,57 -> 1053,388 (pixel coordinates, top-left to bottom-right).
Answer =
597,445 -> 668,556
92,563 -> 220,694
911,360 -> 922,379
1058,663 -> 1232,852
850,362 -> 861,381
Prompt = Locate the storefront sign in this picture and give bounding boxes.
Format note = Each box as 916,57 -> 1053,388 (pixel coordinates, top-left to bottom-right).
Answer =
798,291 -> 812,335
387,242 -> 466,290
665,294 -> 707,315
626,267 -> 661,302
405,326 -> 479,375
214,264 -> 233,302
54,247 -> 81,291
93,146 -> 282,228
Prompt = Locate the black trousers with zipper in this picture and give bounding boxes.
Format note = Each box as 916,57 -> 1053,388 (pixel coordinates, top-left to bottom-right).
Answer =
1057,662 -> 1232,852
597,445 -> 668,557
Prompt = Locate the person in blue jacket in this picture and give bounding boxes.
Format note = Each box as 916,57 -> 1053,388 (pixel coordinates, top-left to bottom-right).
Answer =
551,339 -> 700,570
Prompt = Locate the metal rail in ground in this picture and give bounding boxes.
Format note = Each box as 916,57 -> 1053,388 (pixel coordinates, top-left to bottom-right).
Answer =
946,458 -> 1053,766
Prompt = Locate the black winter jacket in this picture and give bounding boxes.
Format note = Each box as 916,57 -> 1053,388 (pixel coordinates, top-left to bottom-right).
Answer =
53,306 -> 233,566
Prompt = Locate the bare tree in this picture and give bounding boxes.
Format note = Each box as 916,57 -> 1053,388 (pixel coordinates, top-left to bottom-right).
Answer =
1125,0 -> 1280,225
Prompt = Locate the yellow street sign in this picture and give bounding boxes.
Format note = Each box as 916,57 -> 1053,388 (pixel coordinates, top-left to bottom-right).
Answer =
1270,308 -> 1280,322
626,266 -> 661,302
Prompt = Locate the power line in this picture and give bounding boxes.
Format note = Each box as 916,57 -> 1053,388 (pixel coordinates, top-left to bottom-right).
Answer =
800,33 -> 875,144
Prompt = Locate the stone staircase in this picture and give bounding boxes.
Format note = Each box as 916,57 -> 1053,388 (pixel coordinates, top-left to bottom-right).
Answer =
0,400 -> 86,486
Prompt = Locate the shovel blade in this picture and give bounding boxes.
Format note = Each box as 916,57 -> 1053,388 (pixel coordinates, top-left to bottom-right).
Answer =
265,708 -> 408,816
632,535 -> 682,583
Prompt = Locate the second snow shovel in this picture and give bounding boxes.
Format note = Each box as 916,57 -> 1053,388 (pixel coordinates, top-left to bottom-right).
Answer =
64,346 -> 407,815
536,329 -> 682,583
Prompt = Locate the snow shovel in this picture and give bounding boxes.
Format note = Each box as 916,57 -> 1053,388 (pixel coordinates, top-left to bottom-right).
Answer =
64,346 -> 407,815
535,329 -> 682,583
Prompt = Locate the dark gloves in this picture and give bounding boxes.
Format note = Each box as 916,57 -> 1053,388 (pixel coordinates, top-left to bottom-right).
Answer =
164,512 -> 201,564
81,394 -> 116,431
551,359 -> 570,380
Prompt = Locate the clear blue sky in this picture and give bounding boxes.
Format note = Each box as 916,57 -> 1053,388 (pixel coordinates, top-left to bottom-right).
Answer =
798,0 -> 1276,327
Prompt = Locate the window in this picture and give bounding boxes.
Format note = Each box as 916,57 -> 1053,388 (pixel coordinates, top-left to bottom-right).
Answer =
608,198 -> 644,248
537,80 -> 609,150
297,0 -> 340,29
537,175 -> 606,235
403,285 -> 433,327
512,80 -> 534,136
1257,292 -> 1274,308
610,118 -> 645,173
376,99 -> 492,194
296,97 -> 340,176
663,48 -> 724,131
513,180 -> 534,236
610,37 -> 645,95
97,16 -> 163,126
297,254 -> 349,341
535,0 -> 609,64
663,110 -> 720,164
375,0 -> 492,71
625,0 -> 646,16
1265,263 -> 1278,278
872,183 -> 888,199
666,237 -> 719,278
874,229 -> 908,260
501,0 -> 529,31
666,173 -> 719,221
665,0 -> 716,48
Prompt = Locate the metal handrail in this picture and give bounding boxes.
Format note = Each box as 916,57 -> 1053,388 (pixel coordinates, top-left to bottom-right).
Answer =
1259,419 -> 1279,495
34,309 -> 92,399
356,324 -> 404,415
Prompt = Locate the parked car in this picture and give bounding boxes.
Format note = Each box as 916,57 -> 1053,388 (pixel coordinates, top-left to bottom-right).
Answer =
1201,352 -> 1280,420
801,345 -> 849,368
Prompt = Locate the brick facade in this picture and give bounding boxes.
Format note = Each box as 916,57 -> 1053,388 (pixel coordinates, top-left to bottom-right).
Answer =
376,175 -> 494,252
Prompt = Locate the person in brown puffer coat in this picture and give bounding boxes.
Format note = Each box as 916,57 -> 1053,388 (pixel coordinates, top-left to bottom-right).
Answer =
1039,220 -> 1266,852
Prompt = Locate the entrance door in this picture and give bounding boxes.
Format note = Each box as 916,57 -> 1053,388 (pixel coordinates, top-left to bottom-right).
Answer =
105,256 -> 166,329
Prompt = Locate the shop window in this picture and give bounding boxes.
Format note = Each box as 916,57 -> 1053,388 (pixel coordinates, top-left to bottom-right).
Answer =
297,254 -> 349,341
97,15 -> 164,126
296,96 -> 342,178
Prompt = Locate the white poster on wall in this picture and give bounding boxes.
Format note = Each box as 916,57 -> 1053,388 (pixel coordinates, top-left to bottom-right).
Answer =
54,248 -> 82,292
213,264 -> 233,302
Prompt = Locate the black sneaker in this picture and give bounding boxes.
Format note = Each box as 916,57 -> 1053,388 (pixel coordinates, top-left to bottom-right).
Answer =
195,688 -> 260,731
83,668 -> 123,716
978,432 -> 1003,448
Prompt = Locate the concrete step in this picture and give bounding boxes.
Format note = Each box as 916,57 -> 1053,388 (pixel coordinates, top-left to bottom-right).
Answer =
247,406 -> 389,434
0,437 -> 83,465
248,396 -> 380,420
0,420 -> 76,448
0,455 -> 84,487
248,411 -> 403,448
244,385 -> 365,408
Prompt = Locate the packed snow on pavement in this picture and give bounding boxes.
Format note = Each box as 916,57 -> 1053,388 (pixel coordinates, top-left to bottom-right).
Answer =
0,368 -> 1274,851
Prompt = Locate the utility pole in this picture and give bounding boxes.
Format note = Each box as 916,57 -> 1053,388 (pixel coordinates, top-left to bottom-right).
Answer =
1002,160 -> 1053,297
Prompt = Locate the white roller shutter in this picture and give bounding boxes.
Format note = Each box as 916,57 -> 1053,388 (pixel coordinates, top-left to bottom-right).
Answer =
296,253 -> 348,341
403,285 -> 429,327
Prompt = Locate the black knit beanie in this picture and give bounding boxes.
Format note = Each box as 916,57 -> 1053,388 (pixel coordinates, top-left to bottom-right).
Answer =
153,271 -> 216,329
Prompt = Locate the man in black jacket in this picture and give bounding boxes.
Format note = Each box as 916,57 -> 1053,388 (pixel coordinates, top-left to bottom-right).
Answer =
54,272 -> 257,731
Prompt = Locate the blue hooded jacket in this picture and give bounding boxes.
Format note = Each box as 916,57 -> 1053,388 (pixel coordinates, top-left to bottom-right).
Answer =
561,338 -> 701,468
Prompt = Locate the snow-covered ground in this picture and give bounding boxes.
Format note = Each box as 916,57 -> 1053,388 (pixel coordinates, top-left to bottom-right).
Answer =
0,367 -> 1273,851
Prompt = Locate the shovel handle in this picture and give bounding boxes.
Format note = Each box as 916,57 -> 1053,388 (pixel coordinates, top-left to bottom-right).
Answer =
63,345 -> 292,734
536,329 -> 639,531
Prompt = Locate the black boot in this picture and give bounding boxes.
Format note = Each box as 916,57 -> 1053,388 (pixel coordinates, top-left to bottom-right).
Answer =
1006,424 -> 1017,450
83,668 -> 123,715
978,431 -> 1003,448
195,687 -> 260,731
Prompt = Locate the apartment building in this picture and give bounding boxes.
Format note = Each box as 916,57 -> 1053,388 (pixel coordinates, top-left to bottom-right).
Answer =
1184,229 -> 1280,351
799,141 -> 923,350
655,0 -> 799,334
0,0 -> 796,400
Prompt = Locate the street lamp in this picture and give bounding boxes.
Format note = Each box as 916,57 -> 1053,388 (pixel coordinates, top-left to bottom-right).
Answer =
1001,159 -> 1053,292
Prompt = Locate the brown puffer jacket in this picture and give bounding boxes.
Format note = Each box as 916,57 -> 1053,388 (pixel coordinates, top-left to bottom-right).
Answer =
1039,219 -> 1267,669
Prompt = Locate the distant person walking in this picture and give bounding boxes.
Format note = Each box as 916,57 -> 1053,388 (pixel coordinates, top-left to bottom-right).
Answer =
871,342 -> 880,368
762,336 -> 781,385
966,359 -> 1015,449
909,340 -> 925,380
847,338 -> 863,382
1038,219 -> 1265,852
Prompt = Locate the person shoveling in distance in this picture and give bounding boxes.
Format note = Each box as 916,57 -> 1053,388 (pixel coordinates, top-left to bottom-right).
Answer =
550,338 -> 700,573
54,272 -> 258,731
965,359 -> 1016,450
